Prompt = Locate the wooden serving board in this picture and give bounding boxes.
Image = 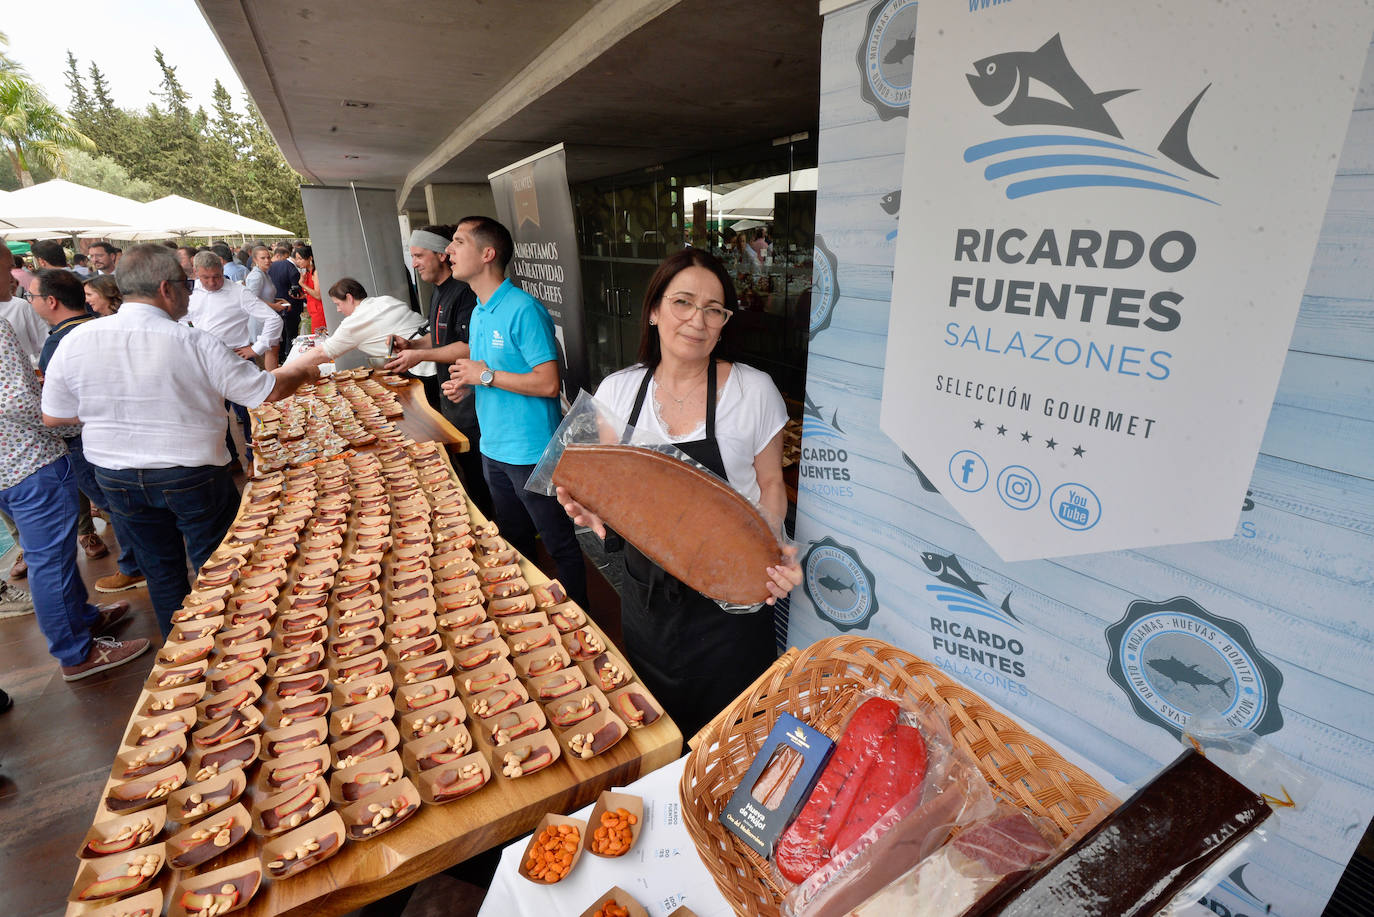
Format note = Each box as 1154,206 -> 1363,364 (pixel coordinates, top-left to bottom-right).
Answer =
552,443 -> 780,605
67,430 -> 678,917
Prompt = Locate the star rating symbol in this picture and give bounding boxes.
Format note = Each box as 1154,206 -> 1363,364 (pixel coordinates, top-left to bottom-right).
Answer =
1073,445 -> 1086,457
1020,431 -> 1032,443
1046,438 -> 1058,450
973,419 -> 983,430
996,425 -> 1007,436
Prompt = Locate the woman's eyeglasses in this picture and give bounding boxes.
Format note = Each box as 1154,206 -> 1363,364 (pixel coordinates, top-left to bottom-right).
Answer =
664,296 -> 731,327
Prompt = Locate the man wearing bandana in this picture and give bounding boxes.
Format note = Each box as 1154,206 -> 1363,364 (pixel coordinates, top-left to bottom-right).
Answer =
388,225 -> 493,516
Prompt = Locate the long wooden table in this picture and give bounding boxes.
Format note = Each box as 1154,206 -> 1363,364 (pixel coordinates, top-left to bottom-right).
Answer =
67,377 -> 681,917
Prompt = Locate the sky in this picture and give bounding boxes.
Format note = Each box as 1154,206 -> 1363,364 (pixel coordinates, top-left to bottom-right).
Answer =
4,1 -> 247,114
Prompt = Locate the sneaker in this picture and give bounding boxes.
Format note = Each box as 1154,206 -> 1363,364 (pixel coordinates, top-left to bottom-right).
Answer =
0,582 -> 33,614
61,636 -> 150,682
7,552 -> 25,580
92,601 -> 132,635
96,571 -> 147,594
79,532 -> 110,559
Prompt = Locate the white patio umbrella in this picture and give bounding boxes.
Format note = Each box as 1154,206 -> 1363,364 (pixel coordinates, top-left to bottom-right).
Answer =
713,168 -> 819,219
97,194 -> 293,240
0,179 -> 167,237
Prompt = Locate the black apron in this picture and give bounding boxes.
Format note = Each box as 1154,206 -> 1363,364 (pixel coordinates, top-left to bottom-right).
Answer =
619,361 -> 777,744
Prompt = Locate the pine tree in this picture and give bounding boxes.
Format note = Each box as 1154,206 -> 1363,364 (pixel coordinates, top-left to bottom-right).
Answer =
63,51 -> 92,123
144,47 -> 203,200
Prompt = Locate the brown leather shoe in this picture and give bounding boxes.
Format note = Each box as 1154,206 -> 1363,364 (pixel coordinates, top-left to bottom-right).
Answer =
61,636 -> 150,681
7,552 -> 25,580
96,571 -> 147,594
92,601 -> 132,635
79,533 -> 110,559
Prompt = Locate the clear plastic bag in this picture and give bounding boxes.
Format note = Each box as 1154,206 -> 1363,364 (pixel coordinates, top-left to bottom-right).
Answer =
777,690 -> 997,917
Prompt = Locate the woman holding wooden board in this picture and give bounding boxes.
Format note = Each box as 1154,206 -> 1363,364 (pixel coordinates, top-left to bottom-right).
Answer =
556,248 -> 802,741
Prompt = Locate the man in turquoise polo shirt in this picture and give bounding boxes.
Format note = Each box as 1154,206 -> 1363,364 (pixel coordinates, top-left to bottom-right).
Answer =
444,216 -> 588,611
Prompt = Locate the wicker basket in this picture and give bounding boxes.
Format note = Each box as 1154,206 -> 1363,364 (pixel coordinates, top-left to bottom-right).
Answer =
679,636 -> 1114,916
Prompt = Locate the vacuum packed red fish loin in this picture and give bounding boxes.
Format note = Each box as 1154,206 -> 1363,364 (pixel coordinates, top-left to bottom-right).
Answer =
774,697 -> 900,883
831,721 -> 927,854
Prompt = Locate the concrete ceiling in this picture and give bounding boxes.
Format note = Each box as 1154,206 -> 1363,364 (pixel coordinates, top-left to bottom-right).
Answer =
196,0 -> 821,211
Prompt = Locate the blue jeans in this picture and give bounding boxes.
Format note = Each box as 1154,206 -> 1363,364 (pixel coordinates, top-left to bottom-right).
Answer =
94,464 -> 240,635
0,457 -> 99,666
65,435 -> 139,576
482,455 -> 588,612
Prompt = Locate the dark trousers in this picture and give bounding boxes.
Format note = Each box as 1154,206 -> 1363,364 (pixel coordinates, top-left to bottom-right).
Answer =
451,427 -> 494,519
224,401 -> 252,463
278,308 -> 303,362
94,464 -> 240,635
65,435 -> 139,576
481,455 -> 588,612
0,457 -> 98,666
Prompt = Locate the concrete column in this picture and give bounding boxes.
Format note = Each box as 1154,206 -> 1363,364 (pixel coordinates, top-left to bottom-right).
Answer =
425,184 -> 498,226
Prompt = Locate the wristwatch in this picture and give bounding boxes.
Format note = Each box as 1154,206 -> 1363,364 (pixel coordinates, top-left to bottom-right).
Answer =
479,368 -> 495,387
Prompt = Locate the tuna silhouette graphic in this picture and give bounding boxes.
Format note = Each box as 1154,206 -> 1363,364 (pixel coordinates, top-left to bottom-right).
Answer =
803,393 -> 844,435
965,33 -> 1216,182
817,574 -> 856,596
884,32 -> 915,66
879,189 -> 902,214
1146,656 -> 1232,697
921,551 -> 1020,624
967,34 -> 1134,137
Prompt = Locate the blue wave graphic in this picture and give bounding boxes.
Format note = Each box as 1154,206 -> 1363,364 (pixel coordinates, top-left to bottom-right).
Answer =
801,420 -> 844,441
963,134 -> 1217,205
925,585 -> 1019,628
964,134 -> 1148,162
985,154 -> 1182,182
1007,174 -> 1216,203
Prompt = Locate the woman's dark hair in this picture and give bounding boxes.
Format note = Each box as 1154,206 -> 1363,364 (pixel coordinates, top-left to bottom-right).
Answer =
293,244 -> 313,261
84,274 -> 123,311
327,277 -> 367,301
635,248 -> 737,369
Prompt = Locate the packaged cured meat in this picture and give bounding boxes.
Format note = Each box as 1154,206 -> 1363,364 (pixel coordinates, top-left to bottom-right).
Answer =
528,391 -> 788,609
776,692 -> 996,917
846,805 -> 1058,916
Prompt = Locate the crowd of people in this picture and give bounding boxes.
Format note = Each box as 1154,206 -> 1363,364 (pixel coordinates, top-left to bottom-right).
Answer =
1,217 -> 802,742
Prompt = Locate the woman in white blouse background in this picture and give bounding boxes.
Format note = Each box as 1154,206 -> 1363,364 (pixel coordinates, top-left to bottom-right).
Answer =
288,278 -> 436,377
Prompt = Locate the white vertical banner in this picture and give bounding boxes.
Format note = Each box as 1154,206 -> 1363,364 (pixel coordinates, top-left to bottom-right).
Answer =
882,0 -> 1374,561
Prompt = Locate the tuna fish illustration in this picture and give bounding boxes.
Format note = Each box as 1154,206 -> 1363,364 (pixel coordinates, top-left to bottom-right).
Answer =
967,34 -> 1134,137
817,574 -> 856,596
879,189 -> 902,214
1146,656 -> 1232,696
803,393 -> 844,434
966,33 -> 1215,178
884,32 -> 915,66
921,552 -> 987,597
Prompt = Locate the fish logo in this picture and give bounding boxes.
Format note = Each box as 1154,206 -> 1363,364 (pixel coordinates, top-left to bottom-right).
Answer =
920,551 -> 1020,628
1144,656 -> 1231,698
857,0 -> 920,119
802,392 -> 844,442
878,190 -> 901,215
964,34 -> 1219,203
1106,596 -> 1284,739
809,234 -> 840,338
901,451 -> 940,494
803,536 -> 879,631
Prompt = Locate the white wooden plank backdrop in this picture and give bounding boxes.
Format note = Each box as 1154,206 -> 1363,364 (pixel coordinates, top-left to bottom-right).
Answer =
789,5 -> 1374,916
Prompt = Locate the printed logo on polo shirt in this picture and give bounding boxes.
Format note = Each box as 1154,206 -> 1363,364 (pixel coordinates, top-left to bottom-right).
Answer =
1106,596 -> 1284,739
490,330 -> 505,349
802,536 -> 877,631
857,0 -> 919,119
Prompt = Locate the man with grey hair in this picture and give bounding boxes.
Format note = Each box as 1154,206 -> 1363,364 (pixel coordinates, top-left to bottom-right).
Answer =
41,244 -> 319,634
189,248 -> 283,466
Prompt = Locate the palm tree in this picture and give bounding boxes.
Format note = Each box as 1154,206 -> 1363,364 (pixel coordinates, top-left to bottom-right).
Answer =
0,71 -> 95,186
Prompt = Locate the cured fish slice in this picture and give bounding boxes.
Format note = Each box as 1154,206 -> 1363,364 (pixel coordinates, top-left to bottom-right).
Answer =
552,443 -> 780,604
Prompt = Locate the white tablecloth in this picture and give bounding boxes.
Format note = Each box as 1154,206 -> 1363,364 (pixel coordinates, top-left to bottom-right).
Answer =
478,756 -> 735,917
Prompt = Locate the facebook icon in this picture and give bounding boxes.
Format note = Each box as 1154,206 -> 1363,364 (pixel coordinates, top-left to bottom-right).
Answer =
948,450 -> 988,493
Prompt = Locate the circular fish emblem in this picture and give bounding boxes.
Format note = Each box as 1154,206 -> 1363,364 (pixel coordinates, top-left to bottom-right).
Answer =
809,234 -> 840,338
803,536 -> 878,631
856,0 -> 920,119
1105,597 -> 1284,739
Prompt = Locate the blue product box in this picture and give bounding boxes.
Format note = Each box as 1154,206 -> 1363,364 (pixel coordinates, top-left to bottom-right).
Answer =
722,712 -> 835,858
